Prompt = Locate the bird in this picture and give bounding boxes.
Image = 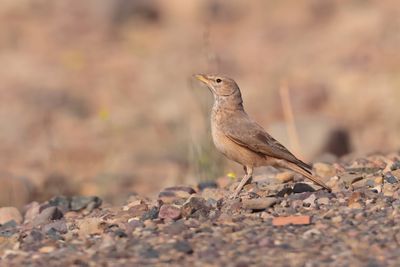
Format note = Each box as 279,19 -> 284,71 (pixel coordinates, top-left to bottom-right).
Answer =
194,74 -> 331,198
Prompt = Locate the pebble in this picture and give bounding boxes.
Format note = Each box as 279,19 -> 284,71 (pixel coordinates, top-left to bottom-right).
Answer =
272,215 -> 311,226
128,204 -> 149,217
303,194 -> 316,208
340,173 -> 364,187
141,206 -> 159,221
317,197 -> 330,206
173,240 -> 193,254
32,207 -> 63,227
0,207 -> 22,225
158,186 -> 196,204
348,192 -> 363,209
313,162 -> 336,178
164,186 -> 196,195
331,216 -> 343,223
384,173 -> 398,184
158,205 -> 181,220
275,172 -> 294,183
77,217 -> 103,236
198,181 -> 218,191
23,202 -> 40,223
181,196 -> 210,218
293,183 -> 315,193
70,196 -> 102,212
241,198 -> 277,211
39,246 -> 55,253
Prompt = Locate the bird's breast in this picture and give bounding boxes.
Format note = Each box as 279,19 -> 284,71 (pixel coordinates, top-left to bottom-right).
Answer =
210,111 -> 266,167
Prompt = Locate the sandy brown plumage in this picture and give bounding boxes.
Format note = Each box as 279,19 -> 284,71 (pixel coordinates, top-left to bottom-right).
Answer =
195,74 -> 331,198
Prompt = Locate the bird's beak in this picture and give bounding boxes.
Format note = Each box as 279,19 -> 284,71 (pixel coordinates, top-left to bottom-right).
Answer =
194,74 -> 210,85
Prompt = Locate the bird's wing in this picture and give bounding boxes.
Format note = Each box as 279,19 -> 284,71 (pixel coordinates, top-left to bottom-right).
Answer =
222,113 -> 312,172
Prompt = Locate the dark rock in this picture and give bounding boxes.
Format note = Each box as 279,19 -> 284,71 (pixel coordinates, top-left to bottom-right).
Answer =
384,173 -> 398,184
174,240 -> 193,254
181,197 -> 210,218
48,196 -> 70,212
391,161 -> 400,171
140,245 -> 159,259
276,187 -> 293,197
113,229 -> 128,238
293,183 -> 315,193
70,196 -> 102,212
46,227 -> 64,241
198,181 -> 218,191
0,220 -> 18,237
141,206 -> 159,221
164,186 -> 196,194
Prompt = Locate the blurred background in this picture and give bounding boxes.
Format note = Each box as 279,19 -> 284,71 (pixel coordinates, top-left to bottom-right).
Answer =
1,0 -> 400,208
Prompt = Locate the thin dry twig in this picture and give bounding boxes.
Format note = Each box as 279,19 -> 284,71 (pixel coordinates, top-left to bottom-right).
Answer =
279,81 -> 303,158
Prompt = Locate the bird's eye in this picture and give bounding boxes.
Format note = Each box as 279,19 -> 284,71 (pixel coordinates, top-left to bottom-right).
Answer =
216,78 -> 222,83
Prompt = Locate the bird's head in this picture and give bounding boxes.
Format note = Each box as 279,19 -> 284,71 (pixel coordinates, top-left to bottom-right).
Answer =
194,74 -> 240,97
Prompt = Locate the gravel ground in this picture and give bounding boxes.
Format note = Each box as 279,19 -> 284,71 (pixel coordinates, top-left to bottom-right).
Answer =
1,153 -> 400,267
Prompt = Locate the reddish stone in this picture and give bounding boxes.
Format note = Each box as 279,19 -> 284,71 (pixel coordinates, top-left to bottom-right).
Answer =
272,215 -> 311,226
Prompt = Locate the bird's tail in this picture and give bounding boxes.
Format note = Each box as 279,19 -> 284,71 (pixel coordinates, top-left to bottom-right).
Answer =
287,161 -> 332,191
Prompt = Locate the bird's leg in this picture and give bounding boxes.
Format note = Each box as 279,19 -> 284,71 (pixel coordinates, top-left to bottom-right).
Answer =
231,166 -> 253,198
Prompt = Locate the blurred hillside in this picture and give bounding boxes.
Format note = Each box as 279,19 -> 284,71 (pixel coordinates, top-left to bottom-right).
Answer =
0,0 -> 399,207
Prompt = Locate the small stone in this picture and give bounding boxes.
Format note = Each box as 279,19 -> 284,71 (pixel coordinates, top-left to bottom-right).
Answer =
272,215 -> 311,226
391,161 -> 400,171
128,204 -> 149,217
374,176 -> 383,185
48,196 -> 70,212
275,172 -> 294,183
24,202 -> 40,224
383,184 -> 395,197
242,198 -> 277,211
42,220 -> 68,234
331,216 -> 342,223
77,217 -> 104,236
313,162 -> 336,178
141,206 -> 159,221
181,196 -> 210,218
0,207 -> 22,225
384,173 -> 398,184
198,181 -> 218,191
276,187 -> 293,197
70,196 -> 102,212
302,228 -> 321,239
173,240 -> 193,254
348,192 -> 363,209
164,186 -> 196,195
317,197 -> 330,206
39,246 -> 55,253
32,207 -> 63,227
159,205 -> 181,220
303,194 -> 316,208
141,246 -> 159,259
340,173 -> 364,187
293,183 -> 315,193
